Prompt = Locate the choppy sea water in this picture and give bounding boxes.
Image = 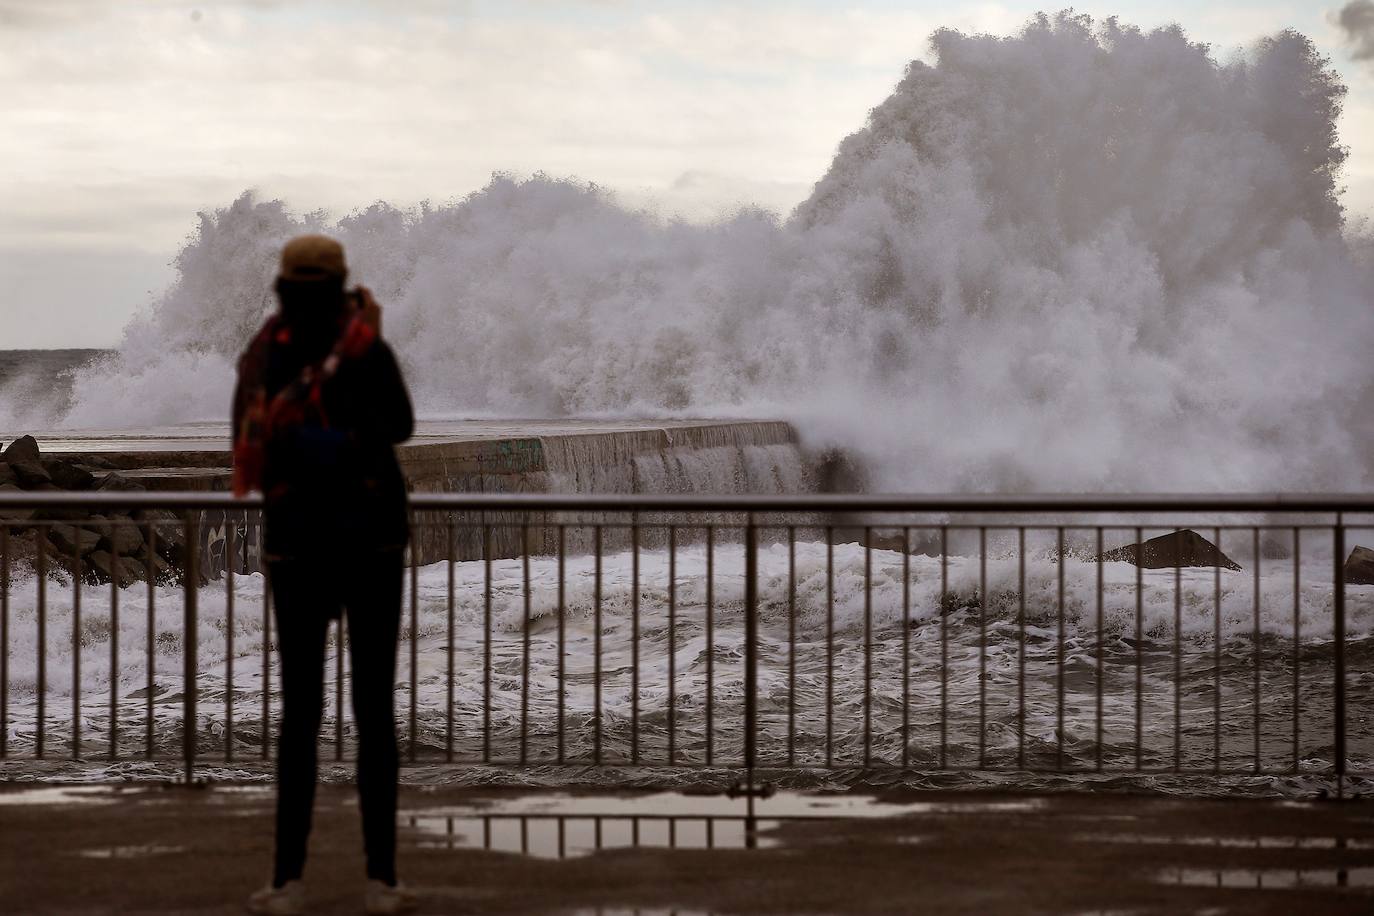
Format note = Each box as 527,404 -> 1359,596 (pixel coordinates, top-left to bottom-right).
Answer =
2,537 -> 1371,793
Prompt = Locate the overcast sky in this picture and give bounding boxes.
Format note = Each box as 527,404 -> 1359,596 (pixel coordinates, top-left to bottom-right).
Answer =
3,0 -> 1373,348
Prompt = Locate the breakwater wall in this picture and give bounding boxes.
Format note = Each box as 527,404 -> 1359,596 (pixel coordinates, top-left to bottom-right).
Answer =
22,420 -> 807,579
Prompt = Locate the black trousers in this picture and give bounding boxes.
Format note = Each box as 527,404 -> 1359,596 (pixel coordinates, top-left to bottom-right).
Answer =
268,549 -> 403,887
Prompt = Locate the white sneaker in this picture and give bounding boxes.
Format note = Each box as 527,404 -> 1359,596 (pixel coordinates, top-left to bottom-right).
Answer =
246,879 -> 306,915
364,879 -> 419,915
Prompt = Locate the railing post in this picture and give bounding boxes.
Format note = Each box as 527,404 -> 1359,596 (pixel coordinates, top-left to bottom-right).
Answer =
183,512 -> 199,785
744,514 -> 757,786
1334,512 -> 1346,800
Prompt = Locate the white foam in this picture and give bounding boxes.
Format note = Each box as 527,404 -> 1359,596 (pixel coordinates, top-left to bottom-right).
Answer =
13,13 -> 1374,495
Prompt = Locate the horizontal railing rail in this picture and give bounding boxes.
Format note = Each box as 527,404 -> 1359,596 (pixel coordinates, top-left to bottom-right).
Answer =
0,491 -> 1368,796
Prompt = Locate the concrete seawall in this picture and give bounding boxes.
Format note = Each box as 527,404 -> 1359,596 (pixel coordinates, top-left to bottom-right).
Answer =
35,419 -> 807,575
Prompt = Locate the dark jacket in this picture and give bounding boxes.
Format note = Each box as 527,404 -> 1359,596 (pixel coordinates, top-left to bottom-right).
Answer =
233,328 -> 414,559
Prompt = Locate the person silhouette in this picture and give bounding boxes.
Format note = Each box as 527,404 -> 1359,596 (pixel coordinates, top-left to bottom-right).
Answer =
234,235 -> 417,916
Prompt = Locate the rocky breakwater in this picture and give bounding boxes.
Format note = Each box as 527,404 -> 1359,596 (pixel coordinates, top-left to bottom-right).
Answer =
0,435 -> 187,585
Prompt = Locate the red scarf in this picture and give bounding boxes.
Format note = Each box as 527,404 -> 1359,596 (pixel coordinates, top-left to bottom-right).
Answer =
232,314 -> 377,497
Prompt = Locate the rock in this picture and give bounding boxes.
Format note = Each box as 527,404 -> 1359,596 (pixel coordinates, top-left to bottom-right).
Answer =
41,458 -> 95,490
1345,546 -> 1374,585
97,524 -> 145,556
1260,533 -> 1293,560
2,435 -> 40,465
79,455 -> 117,470
0,463 -> 15,487
96,472 -> 147,492
131,546 -> 172,583
86,550 -> 147,586
0,482 -> 34,525
1098,528 -> 1242,571
47,525 -> 102,559
8,459 -> 51,488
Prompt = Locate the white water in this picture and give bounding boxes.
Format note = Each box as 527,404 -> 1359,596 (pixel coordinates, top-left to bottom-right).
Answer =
10,13 -> 1368,493
5,538 -> 1373,774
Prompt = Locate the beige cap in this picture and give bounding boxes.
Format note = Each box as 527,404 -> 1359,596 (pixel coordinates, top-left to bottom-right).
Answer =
278,234 -> 347,282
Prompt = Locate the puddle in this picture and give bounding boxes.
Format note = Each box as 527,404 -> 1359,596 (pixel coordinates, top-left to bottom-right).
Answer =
1158,866 -> 1374,890
408,814 -> 784,859
75,844 -> 186,859
404,790 -> 1041,820
1083,833 -> 1374,850
0,786 -> 124,806
400,790 -> 1010,860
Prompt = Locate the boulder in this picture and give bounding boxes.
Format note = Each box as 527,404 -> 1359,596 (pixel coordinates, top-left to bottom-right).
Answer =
1098,529 -> 1242,571
1344,546 -> 1374,586
47,524 -> 102,559
96,472 -> 147,492
41,458 -> 95,490
97,525 -> 145,556
8,459 -> 51,488
2,435 -> 40,465
0,482 -> 34,526
86,550 -> 147,586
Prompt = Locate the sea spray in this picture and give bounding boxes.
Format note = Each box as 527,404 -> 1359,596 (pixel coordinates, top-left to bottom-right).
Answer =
42,12 -> 1374,493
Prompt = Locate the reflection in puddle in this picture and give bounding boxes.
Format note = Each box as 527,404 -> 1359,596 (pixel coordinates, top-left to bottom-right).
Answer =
0,786 -> 124,806
75,844 -> 186,859
1159,866 -> 1374,890
1084,833 -> 1374,850
407,814 -> 783,859
405,790 -> 1039,820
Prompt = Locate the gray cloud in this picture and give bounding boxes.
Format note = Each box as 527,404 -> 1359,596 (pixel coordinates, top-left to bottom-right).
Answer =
1337,1 -> 1374,60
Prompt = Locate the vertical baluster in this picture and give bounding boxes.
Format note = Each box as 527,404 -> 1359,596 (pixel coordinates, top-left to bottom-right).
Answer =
864,526 -> 873,766
1095,527 -> 1104,773
225,523 -> 234,762
37,528 -> 46,759
521,520 -> 532,765
1213,526 -> 1222,775
1174,531 -> 1182,773
557,525 -> 566,765
1018,527 -> 1026,770
1292,527 -> 1300,774
668,525 -> 676,766
72,527 -> 81,760
483,524 -> 492,764
594,525 -> 602,765
787,525 -> 796,767
978,526 -> 987,769
901,527 -> 910,769
446,520 -> 454,763
183,514 -> 199,783
630,516 -> 639,765
825,528 -> 833,769
1334,514 -> 1347,797
939,525 -> 947,769
1253,527 -> 1261,773
1057,526 -> 1065,771
409,523 -> 419,764
706,525 -> 714,767
1135,526 -> 1143,771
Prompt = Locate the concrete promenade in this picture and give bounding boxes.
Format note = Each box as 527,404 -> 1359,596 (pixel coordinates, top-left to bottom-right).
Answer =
2,783 -> 1373,914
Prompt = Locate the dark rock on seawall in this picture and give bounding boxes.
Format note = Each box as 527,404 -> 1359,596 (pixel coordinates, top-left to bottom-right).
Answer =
8,459 -> 51,488
2,435 -> 40,465
42,458 -> 95,490
1344,546 -> 1374,585
1098,528 -> 1242,571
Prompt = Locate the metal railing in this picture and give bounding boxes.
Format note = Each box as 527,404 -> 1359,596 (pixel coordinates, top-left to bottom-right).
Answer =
0,491 -> 1370,795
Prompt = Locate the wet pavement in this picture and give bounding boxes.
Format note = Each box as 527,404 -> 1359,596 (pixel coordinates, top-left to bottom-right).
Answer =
2,783 -> 1374,914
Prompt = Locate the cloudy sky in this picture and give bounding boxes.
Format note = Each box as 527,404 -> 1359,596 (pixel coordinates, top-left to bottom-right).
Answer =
4,0 -> 1374,348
